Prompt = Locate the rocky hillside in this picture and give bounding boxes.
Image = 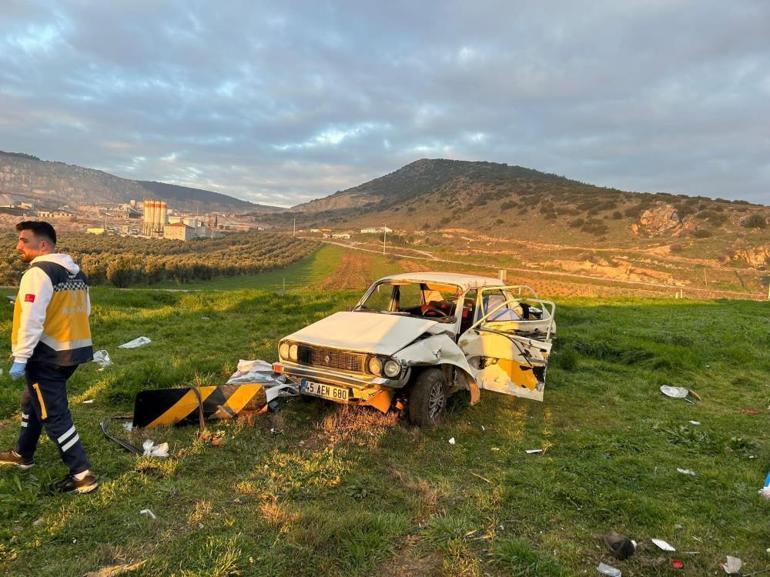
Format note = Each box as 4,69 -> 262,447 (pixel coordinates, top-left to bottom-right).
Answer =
284,158 -> 770,269
0,151 -> 276,213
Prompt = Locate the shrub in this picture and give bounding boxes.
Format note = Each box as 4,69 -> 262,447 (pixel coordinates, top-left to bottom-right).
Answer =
741,214 -> 767,229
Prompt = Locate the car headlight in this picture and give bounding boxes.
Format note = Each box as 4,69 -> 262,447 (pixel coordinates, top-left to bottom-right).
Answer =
289,343 -> 299,362
367,356 -> 383,375
383,359 -> 401,378
279,341 -> 290,360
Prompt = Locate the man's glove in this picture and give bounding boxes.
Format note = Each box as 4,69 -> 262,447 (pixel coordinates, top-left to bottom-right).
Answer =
9,360 -> 26,381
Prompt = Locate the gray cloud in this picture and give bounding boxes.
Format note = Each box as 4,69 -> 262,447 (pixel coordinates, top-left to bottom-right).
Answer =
0,0 -> 768,206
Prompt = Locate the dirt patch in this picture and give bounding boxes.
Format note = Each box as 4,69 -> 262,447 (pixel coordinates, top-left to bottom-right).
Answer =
318,252 -> 377,290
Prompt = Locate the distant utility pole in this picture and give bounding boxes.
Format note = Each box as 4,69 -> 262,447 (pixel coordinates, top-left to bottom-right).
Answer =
383,229 -> 387,255
293,218 -> 296,237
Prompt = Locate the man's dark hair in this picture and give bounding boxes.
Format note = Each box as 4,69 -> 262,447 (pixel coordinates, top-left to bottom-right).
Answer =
16,221 -> 57,245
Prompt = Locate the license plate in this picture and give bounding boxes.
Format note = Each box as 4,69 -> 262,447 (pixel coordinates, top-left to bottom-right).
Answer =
300,380 -> 350,402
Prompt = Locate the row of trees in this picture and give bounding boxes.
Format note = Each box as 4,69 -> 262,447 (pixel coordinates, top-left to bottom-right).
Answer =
0,231 -> 315,287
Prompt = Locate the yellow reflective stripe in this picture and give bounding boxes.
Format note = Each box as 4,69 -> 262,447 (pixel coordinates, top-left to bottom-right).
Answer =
223,384 -> 264,414
146,387 -> 215,428
32,383 -> 48,420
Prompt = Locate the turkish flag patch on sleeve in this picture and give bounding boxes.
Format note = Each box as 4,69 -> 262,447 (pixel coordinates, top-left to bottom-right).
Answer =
24,294 -> 36,303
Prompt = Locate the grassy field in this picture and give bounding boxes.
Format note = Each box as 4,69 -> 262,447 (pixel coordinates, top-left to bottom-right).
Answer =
0,283 -> 768,576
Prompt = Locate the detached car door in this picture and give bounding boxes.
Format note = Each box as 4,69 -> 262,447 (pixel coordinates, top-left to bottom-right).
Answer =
457,287 -> 555,401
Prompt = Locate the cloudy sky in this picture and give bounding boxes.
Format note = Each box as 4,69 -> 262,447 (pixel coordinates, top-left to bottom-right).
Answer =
1,1 -> 769,207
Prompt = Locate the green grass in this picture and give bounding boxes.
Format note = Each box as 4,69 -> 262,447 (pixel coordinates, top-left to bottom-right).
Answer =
0,289 -> 768,576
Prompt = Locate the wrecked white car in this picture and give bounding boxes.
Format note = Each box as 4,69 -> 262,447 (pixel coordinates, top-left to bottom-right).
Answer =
273,272 -> 555,426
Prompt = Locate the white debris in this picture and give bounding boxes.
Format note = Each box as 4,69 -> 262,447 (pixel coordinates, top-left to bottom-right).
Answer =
677,468 -> 697,476
265,383 -> 299,403
597,562 -> 622,576
93,349 -> 112,369
139,509 -> 157,520
651,538 -> 676,552
82,399 -> 95,404
118,336 -> 151,349
525,449 -> 543,454
122,422 -> 133,432
720,556 -> 742,574
142,440 -> 169,458
226,359 -> 280,385
660,385 -> 689,399
448,437 -> 456,445
689,421 -> 701,426
759,486 -> 770,500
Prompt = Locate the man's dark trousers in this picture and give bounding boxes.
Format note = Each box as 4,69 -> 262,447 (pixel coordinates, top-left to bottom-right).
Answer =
17,361 -> 90,474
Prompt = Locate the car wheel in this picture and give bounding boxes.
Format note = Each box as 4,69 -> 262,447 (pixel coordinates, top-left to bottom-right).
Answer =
408,368 -> 447,427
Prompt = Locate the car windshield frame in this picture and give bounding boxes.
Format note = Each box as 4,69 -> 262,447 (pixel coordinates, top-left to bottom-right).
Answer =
353,280 -> 462,324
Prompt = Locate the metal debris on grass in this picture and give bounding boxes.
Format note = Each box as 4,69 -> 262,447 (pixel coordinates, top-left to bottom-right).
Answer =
118,336 -> 152,349
525,448 -> 543,454
597,562 -> 622,576
720,556 -> 742,574
651,538 -> 676,552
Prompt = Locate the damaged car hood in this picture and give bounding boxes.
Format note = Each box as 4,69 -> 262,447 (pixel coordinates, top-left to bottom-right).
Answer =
284,311 -> 452,356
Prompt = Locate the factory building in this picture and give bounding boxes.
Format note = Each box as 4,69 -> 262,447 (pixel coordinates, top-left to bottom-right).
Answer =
142,200 -> 168,236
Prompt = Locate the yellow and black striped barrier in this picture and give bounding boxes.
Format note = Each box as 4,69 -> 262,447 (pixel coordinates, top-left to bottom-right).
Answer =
132,383 -> 267,428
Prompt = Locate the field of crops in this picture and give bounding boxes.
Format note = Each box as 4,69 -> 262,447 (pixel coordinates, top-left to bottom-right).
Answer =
0,276 -> 768,576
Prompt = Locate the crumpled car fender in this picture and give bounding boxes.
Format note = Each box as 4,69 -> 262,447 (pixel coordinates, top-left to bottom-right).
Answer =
392,334 -> 481,404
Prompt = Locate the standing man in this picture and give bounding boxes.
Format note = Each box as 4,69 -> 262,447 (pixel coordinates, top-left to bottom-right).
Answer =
0,221 -> 97,494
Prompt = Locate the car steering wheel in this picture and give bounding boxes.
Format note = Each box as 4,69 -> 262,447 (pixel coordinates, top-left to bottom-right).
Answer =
423,304 -> 450,318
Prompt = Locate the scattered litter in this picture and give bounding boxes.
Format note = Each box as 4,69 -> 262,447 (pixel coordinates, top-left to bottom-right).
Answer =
651,538 -> 676,552
93,349 -> 112,369
720,556 -> 742,574
481,425 -> 486,432
201,316 -> 211,320
597,562 -> 622,577
119,336 -> 151,349
122,422 -> 133,432
759,471 -> 770,500
602,532 -> 636,560
525,449 -> 543,454
226,359 -> 279,384
689,421 -> 701,426
491,447 -> 500,451
265,383 -> 299,403
471,472 -> 491,484
660,386 -> 689,399
141,440 -> 169,458
671,559 -> 684,569
448,437 -> 456,445
82,399 -> 95,404
677,468 -> 697,476
139,508 -> 156,520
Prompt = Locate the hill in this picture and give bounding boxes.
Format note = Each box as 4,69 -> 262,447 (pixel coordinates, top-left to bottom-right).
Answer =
281,158 -> 770,270
0,150 -> 279,213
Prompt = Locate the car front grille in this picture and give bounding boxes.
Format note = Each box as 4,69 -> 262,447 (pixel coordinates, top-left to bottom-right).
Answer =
297,345 -> 366,373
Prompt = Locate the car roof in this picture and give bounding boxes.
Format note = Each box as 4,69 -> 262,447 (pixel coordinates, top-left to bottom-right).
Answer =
376,272 -> 506,292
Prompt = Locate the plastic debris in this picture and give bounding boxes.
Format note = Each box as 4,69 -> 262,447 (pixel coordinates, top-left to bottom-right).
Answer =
448,437 -> 456,445
602,532 -> 636,560
651,538 -> 676,552
139,508 -> 156,520
689,421 -> 701,426
677,468 -> 696,476
759,471 -> 770,500
525,449 -> 543,454
119,336 -> 151,349
122,422 -> 133,432
660,386 -> 689,399
672,559 -> 684,569
93,350 -> 112,369
141,440 -> 169,458
720,556 -> 742,574
82,399 -> 95,404
597,562 -> 622,576
226,359 -> 279,384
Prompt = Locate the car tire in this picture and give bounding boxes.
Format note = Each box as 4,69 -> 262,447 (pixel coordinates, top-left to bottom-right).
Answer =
407,368 -> 447,427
